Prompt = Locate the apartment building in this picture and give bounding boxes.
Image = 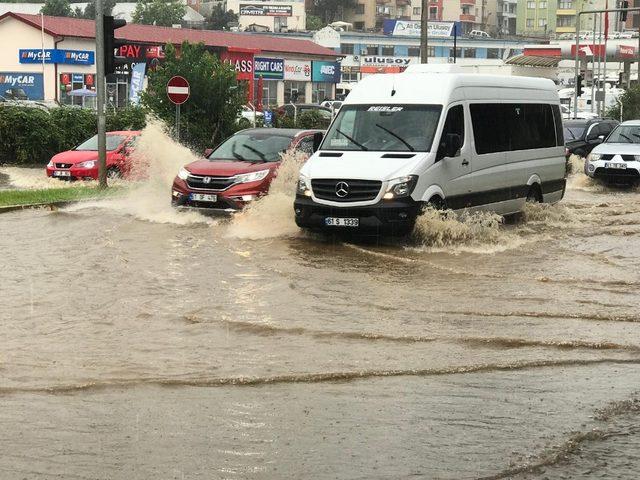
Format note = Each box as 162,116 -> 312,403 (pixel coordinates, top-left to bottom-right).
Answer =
516,0 -> 607,37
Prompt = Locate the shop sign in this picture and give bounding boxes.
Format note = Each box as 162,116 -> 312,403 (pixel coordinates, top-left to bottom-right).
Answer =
383,19 -> 456,38
221,51 -> 254,81
311,61 -> 340,83
129,63 -> 147,105
284,60 -> 311,81
254,57 -> 284,80
239,4 -> 292,16
0,72 -> 44,100
19,49 -> 94,65
361,56 -> 413,67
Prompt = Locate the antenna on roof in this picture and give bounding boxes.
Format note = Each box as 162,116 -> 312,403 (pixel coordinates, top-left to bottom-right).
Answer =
391,75 -> 396,97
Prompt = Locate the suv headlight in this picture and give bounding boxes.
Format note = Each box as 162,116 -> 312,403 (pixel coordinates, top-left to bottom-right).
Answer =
178,167 -> 190,180
76,160 -> 96,169
587,153 -> 601,162
234,169 -> 270,184
383,175 -> 418,199
297,174 -> 311,196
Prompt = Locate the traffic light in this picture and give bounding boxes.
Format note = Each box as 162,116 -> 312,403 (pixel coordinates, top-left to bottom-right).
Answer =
576,74 -> 584,96
620,0 -> 629,22
103,15 -> 127,75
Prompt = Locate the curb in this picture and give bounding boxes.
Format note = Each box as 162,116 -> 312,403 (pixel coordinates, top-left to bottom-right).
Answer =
0,200 -> 78,214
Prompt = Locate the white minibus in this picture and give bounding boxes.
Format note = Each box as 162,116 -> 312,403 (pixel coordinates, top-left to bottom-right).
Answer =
294,65 -> 567,235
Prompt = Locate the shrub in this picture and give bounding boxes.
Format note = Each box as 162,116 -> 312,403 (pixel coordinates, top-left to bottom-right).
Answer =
297,110 -> 331,129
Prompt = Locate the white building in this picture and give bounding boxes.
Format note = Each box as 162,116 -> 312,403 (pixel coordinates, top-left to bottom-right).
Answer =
223,0 -> 305,32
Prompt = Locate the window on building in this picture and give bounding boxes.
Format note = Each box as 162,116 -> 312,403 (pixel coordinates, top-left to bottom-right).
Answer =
253,79 -> 277,107
461,5 -> 471,14
526,18 -> 534,27
539,1 -> 547,7
557,16 -> 574,26
558,0 -> 572,8
354,21 -> 365,30
381,45 -> 394,55
408,46 -> 420,57
413,6 -> 421,15
449,47 -> 462,58
341,70 -> 359,82
429,6 -> 438,19
527,1 -> 535,8
312,82 -> 334,103
284,81 -> 306,104
355,3 -> 365,14
364,44 -> 379,55
487,48 -> 501,59
470,103 -> 557,154
538,18 -> 547,27
341,43 -> 354,54
465,48 -> 476,58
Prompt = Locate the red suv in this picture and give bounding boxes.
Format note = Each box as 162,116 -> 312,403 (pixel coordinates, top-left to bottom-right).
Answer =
172,128 -> 322,212
46,131 -> 141,180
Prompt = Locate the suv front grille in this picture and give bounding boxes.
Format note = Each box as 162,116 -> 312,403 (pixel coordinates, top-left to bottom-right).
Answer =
599,154 -> 636,161
311,179 -> 382,202
187,175 -> 236,191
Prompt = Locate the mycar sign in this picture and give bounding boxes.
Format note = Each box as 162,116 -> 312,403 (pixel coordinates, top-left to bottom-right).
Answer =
382,19 -> 458,37
19,49 -> 94,65
0,72 -> 44,100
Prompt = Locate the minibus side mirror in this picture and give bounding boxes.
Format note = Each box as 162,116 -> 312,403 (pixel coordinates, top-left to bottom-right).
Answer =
440,133 -> 462,160
312,131 -> 324,152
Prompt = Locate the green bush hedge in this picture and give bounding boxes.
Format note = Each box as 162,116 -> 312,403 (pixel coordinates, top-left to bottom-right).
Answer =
0,106 -> 146,165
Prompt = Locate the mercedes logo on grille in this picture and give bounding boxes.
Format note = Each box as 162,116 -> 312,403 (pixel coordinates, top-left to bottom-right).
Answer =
335,181 -> 349,198
203,177 -> 211,184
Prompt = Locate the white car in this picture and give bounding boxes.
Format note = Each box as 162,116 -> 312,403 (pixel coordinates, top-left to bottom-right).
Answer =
239,105 -> 264,123
469,30 -> 490,38
585,120 -> 640,184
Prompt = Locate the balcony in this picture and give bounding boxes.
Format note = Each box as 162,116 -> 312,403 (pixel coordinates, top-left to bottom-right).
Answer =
557,8 -> 576,15
459,13 -> 475,22
460,0 -> 475,5
396,0 -> 411,5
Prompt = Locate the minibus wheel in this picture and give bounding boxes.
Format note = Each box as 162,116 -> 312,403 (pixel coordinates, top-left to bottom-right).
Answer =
426,196 -> 446,211
526,184 -> 542,203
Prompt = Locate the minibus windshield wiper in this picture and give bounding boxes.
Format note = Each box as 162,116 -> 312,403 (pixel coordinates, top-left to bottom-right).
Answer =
335,128 -> 368,151
375,124 -> 414,152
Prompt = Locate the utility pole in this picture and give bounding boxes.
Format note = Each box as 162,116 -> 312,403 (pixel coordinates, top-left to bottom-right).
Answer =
95,0 -> 107,189
420,0 -> 429,63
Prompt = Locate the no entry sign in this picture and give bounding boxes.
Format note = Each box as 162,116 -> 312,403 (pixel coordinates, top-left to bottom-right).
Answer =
167,76 -> 190,105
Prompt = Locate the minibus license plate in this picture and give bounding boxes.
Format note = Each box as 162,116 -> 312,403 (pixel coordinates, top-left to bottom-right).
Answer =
53,171 -> 71,177
605,162 -> 627,169
190,193 -> 217,202
325,217 -> 359,227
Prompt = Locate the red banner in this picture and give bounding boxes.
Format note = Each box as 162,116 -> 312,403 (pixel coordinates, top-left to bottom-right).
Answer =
220,51 -> 254,81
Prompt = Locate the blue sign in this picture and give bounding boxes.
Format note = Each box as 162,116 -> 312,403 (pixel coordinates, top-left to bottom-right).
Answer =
72,74 -> 84,83
264,110 -> 273,127
0,72 -> 44,100
19,49 -> 94,65
254,57 -> 284,80
311,61 -> 341,83
129,62 -> 147,105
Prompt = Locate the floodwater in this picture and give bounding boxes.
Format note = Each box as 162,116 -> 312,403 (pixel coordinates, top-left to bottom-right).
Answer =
1,127 -> 640,479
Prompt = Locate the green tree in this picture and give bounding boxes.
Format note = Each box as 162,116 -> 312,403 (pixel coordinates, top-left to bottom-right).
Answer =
132,0 -> 185,26
311,0 -> 356,23
207,4 -> 238,30
141,42 -> 245,150
606,85 -> 640,122
40,0 -> 72,17
306,14 -> 323,31
79,0 -> 116,19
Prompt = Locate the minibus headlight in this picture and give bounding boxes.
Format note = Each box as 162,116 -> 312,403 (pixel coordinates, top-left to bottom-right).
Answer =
634,155 -> 640,162
587,153 -> 601,162
384,175 -> 418,199
178,167 -> 190,180
297,174 -> 311,196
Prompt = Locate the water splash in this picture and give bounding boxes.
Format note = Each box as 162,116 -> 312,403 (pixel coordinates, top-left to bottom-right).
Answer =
566,154 -> 604,192
0,166 -> 79,190
225,149 -> 308,239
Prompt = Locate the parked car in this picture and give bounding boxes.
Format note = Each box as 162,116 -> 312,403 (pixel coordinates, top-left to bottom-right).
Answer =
294,66 -> 566,236
172,128 -> 323,212
585,120 -> 640,184
276,104 -> 332,122
469,30 -> 490,38
46,131 -> 141,180
239,105 -> 264,124
321,99 -> 343,112
564,118 -> 618,158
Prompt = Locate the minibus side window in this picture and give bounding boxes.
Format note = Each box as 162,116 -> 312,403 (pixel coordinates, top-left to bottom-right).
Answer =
437,105 -> 464,160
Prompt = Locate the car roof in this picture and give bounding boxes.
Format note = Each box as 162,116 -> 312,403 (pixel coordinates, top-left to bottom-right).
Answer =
107,130 -> 141,135
620,120 -> 640,126
237,128 -> 320,137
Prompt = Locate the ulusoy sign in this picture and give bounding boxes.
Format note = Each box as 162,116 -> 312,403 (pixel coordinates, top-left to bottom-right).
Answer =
311,61 -> 341,83
19,49 -> 94,65
0,72 -> 44,100
254,57 -> 284,80
239,4 -> 292,16
284,60 -> 311,81
382,19 -> 457,37
361,56 -> 414,67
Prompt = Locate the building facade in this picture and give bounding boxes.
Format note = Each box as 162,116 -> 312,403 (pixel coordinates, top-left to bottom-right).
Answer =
224,0 -> 306,31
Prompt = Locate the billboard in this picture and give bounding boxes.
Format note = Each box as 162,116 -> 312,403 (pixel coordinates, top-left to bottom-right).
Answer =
19,49 -> 94,65
239,4 -> 292,16
0,72 -> 44,100
284,60 -> 311,81
311,61 -> 341,83
254,57 -> 284,80
221,51 -> 254,81
382,19 -> 457,37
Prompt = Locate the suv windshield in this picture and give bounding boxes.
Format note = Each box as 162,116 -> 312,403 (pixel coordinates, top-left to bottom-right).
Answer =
606,124 -> 640,143
209,133 -> 293,162
322,105 -> 442,152
75,134 -> 126,151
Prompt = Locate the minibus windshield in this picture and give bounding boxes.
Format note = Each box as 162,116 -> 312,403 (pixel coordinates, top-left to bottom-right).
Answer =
321,105 -> 442,152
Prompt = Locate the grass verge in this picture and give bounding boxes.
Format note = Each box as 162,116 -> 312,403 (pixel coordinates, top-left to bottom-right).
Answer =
0,185 -> 124,207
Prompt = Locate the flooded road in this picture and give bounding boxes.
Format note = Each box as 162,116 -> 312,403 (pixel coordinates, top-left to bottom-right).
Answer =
1,136 -> 640,478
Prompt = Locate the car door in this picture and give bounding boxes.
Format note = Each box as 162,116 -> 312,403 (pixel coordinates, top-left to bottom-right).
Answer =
434,103 -> 473,203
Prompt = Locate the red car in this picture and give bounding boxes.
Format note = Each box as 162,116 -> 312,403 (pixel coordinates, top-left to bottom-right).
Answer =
46,131 -> 141,180
172,128 -> 323,212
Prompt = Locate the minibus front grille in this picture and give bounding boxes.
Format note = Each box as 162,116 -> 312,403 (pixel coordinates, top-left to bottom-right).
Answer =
187,175 -> 236,191
311,179 -> 382,202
